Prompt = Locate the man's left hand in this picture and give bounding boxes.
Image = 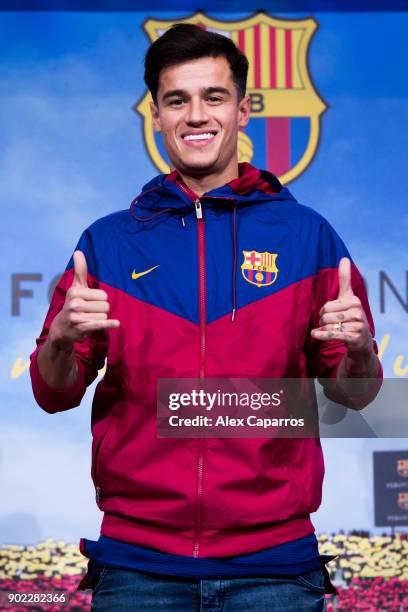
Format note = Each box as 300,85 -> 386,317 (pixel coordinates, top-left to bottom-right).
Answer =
310,257 -> 373,353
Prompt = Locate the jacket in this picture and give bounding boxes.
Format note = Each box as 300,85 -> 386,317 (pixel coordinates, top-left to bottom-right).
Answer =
30,163 -> 381,558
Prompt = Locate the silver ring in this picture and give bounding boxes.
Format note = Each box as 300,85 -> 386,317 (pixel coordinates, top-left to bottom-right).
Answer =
334,321 -> 343,332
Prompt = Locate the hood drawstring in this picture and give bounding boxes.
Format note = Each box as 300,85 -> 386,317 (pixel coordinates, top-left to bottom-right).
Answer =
130,186 -> 171,223
232,204 -> 238,322
130,206 -> 173,223
130,186 -> 186,225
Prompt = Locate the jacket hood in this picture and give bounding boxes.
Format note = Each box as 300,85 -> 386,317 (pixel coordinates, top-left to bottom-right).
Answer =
130,163 -> 297,218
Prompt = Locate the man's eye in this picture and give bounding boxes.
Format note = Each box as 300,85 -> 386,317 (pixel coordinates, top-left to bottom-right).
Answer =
207,96 -> 222,104
169,98 -> 184,106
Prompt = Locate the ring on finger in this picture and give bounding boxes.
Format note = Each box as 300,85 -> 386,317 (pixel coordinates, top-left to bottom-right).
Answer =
334,321 -> 344,332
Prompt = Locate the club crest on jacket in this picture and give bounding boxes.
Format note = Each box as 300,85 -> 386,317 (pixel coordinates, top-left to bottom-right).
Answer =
241,250 -> 278,287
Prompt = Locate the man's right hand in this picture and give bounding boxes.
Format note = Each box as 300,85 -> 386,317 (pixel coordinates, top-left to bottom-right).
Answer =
49,250 -> 120,348
37,251 -> 119,389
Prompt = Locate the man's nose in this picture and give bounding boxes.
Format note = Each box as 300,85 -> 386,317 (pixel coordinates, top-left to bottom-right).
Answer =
185,99 -> 209,125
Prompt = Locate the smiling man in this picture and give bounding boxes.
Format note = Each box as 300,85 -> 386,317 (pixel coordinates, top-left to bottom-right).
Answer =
149,53 -> 250,193
30,24 -> 381,611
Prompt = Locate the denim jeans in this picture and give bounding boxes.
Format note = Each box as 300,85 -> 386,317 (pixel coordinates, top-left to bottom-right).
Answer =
89,562 -> 327,611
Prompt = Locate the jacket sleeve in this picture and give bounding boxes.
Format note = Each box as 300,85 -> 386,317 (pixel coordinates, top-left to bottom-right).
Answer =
30,230 -> 108,414
305,219 -> 383,409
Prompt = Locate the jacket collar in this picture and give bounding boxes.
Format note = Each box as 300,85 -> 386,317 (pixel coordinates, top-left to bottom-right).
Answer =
165,162 -> 282,199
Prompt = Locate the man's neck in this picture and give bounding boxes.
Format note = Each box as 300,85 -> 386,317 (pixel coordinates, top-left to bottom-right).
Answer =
176,164 -> 239,197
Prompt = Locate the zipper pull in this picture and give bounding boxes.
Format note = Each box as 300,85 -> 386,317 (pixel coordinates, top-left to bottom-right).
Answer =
194,199 -> 203,220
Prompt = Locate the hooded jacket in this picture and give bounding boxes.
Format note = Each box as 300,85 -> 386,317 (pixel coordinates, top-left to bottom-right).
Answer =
30,163 -> 381,558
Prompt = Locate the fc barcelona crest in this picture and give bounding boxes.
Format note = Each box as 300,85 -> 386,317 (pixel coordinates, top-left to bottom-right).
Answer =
397,459 -> 408,478
398,492 -> 408,511
242,250 -> 278,287
136,12 -> 327,184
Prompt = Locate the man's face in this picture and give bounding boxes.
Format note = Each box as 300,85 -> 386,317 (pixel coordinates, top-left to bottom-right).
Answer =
150,56 -> 250,180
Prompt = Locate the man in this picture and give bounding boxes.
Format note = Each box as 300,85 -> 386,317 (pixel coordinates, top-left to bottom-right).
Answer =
30,24 -> 381,611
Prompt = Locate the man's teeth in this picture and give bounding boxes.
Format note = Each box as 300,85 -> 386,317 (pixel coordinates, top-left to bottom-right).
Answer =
184,133 -> 215,141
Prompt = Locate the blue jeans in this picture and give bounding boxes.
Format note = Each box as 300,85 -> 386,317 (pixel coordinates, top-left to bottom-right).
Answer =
89,563 -> 327,611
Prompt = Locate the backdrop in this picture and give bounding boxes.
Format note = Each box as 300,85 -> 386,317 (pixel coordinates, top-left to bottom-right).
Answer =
1,4 -> 407,545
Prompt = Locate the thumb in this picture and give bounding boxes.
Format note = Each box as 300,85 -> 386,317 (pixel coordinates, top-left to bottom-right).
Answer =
72,250 -> 88,288
338,256 -> 354,298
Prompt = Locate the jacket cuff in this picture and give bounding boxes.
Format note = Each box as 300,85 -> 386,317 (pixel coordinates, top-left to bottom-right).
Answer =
329,355 -> 383,410
29,345 -> 86,413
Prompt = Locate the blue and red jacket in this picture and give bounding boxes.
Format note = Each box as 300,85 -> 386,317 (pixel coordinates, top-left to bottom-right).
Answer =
30,163 -> 381,558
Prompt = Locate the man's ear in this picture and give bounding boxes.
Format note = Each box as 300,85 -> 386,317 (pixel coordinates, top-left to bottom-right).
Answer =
238,95 -> 251,128
150,101 -> 161,132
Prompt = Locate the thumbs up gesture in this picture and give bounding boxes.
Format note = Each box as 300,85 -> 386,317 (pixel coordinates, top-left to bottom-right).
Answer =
310,257 -> 372,352
49,250 -> 120,347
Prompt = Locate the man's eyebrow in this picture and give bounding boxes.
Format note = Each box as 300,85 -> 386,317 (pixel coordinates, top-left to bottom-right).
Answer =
203,87 -> 231,97
161,89 -> 186,101
161,87 -> 231,101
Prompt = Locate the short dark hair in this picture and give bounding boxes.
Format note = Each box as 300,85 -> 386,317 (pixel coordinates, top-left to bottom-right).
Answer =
144,23 -> 249,103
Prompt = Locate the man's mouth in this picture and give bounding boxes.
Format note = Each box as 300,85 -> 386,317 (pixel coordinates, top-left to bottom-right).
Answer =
182,132 -> 217,147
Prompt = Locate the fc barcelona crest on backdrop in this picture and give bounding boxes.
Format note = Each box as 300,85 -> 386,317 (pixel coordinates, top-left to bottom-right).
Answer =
397,459 -> 408,478
136,12 -> 327,184
241,251 -> 279,288
398,492 -> 408,511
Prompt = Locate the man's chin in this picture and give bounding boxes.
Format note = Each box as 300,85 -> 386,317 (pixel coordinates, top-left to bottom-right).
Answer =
175,156 -> 220,176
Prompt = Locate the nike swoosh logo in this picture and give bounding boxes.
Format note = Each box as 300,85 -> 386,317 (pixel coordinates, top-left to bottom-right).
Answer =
131,265 -> 160,280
